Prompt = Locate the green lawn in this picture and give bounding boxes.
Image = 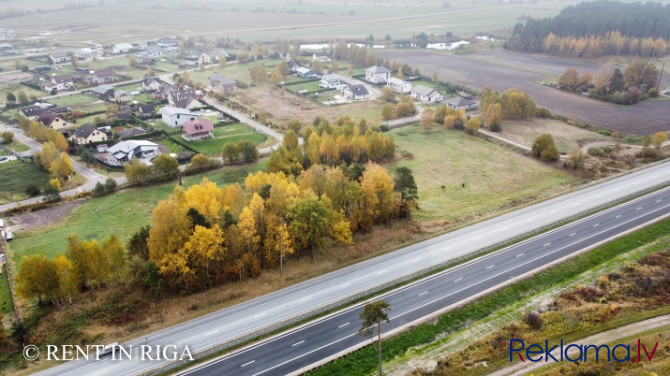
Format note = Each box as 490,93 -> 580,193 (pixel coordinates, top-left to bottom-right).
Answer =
177,123 -> 267,156
0,160 -> 51,205
387,125 -> 578,222
7,160 -> 265,262
0,264 -> 14,315
1,84 -> 47,104
285,80 -> 323,93
3,140 -> 30,153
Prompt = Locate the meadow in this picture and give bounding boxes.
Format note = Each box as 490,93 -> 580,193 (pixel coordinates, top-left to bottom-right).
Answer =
0,160 -> 51,205
387,124 -> 578,222
7,160 -> 265,262
498,118 -> 610,154
177,123 -> 268,156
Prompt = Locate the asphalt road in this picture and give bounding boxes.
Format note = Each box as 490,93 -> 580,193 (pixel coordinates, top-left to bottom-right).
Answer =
185,186 -> 670,376
33,160 -> 670,376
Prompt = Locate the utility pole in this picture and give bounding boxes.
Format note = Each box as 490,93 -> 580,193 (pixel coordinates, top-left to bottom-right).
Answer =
656,62 -> 664,97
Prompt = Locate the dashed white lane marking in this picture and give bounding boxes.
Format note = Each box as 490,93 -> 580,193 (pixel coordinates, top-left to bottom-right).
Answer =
419,291 -> 429,296
454,277 -> 463,282
242,360 -> 255,367
516,253 -> 524,258
205,329 -> 220,337
338,322 -> 350,328
486,265 -> 495,270
253,313 -> 266,319
292,340 -> 305,347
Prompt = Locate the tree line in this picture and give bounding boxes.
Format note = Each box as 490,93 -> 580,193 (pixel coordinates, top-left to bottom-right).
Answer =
508,1 -> 670,55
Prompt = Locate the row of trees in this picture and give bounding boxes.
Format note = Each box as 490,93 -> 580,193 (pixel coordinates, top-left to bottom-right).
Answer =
140,159 -> 415,292
509,1 -> 670,54
558,61 -> 659,104
267,116 -> 395,176
221,140 -> 259,164
541,32 -> 667,58
124,154 -> 179,186
381,95 -> 418,120
33,141 -> 74,189
16,235 -> 126,305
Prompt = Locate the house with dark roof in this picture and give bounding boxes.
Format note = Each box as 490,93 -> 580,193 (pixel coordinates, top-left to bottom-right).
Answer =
296,67 -> 319,79
286,59 -> 301,73
20,105 -> 51,119
141,76 -> 166,92
365,65 -> 391,84
70,124 -> 109,144
137,103 -> 155,116
410,85 -> 444,103
89,69 -> 115,85
343,84 -> 370,101
444,96 -> 478,110
168,89 -> 201,109
38,111 -> 72,130
182,119 -> 214,141
209,75 -> 237,93
88,84 -> 115,100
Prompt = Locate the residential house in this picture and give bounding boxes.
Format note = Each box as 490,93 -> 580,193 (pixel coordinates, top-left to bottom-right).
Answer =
320,73 -> 343,89
136,41 -> 148,50
19,104 -> 53,119
161,106 -> 198,128
141,76 -> 165,92
286,59 -> 301,73
113,90 -> 132,103
139,57 -> 155,67
0,43 -> 14,54
44,74 -> 74,92
70,124 -> 109,144
296,67 -> 319,79
143,46 -> 164,57
113,43 -> 133,55
74,47 -> 103,61
343,84 -> 370,101
365,65 -> 391,84
38,111 -> 72,130
386,77 -> 412,94
210,48 -> 228,61
444,96 -> 478,111
49,51 -> 71,64
182,118 -> 214,141
119,127 -> 147,139
183,52 -> 211,67
89,69 -> 115,85
312,53 -> 330,63
410,85 -> 445,103
156,37 -> 177,47
137,103 -> 155,117
107,140 -> 159,165
89,84 -> 115,100
209,75 -> 237,93
168,89 -> 201,109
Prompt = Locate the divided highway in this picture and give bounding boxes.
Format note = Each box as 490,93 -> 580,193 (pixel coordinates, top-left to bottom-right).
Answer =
186,186 -> 670,376
34,161 -> 670,376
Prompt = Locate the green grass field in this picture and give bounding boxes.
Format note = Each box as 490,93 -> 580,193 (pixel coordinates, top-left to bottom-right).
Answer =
0,160 -> 51,205
7,160 -> 265,262
499,118 -> 610,154
387,124 -> 578,222
177,124 -> 267,156
3,140 -> 30,153
48,93 -> 108,113
0,264 -> 13,315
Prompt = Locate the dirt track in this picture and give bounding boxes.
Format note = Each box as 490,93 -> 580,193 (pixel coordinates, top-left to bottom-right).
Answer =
382,50 -> 670,135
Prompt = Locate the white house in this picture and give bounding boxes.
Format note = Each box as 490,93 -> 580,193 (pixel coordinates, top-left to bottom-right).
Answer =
107,140 -> 159,165
386,77 -> 412,94
320,73 -> 343,89
296,67 -> 319,79
410,85 -> 444,103
74,47 -> 103,61
365,65 -> 391,84
113,43 -> 133,55
343,84 -> 370,101
70,124 -> 109,144
49,51 -> 71,64
161,106 -> 198,128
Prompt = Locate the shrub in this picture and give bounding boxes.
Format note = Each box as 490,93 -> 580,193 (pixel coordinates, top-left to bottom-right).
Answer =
588,147 -> 605,157
25,185 -> 40,197
637,147 -> 659,160
93,182 -> 106,196
536,107 -> 551,118
522,311 -> 542,330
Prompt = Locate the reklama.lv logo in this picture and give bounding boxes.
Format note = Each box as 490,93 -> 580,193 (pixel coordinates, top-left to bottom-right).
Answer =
510,339 -> 659,363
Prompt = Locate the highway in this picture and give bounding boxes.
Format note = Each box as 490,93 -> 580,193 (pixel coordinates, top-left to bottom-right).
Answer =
33,160 -> 670,376
185,185 -> 670,376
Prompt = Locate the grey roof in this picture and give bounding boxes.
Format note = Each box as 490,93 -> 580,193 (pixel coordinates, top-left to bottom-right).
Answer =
347,84 -> 369,96
169,89 -> 198,108
52,74 -> 73,84
92,68 -> 114,78
209,75 -> 236,86
411,85 -> 437,97
119,127 -> 147,139
321,73 -> 341,82
146,46 -> 163,54
366,65 -> 391,74
20,106 -> 48,117
444,96 -> 476,108
91,84 -> 114,96
50,51 -> 69,58
138,103 -> 155,114
73,124 -> 95,139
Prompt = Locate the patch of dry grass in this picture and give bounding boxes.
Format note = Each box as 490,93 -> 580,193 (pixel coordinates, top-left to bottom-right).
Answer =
498,118 -> 610,154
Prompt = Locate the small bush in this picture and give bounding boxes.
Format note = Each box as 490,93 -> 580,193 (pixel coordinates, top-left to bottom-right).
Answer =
588,147 -> 605,157
536,107 -> 551,118
522,311 -> 542,329
25,185 -> 40,197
